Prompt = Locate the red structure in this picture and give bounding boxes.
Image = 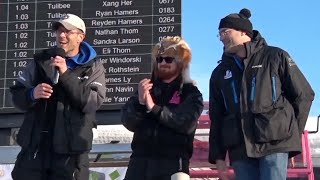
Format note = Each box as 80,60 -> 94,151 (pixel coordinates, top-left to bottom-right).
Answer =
188,113 -> 317,180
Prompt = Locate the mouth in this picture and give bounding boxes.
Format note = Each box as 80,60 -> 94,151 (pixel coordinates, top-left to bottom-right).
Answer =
224,41 -> 233,50
159,65 -> 170,69
58,41 -> 68,46
222,39 -> 230,46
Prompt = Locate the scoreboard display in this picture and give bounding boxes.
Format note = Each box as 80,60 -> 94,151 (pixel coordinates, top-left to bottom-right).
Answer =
0,0 -> 181,119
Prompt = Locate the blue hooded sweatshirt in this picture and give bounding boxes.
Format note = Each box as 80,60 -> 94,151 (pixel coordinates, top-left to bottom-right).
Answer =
66,41 -> 97,69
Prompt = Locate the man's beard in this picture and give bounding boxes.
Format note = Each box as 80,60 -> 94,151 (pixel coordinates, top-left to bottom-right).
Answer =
223,38 -> 243,54
224,39 -> 236,53
157,67 -> 179,80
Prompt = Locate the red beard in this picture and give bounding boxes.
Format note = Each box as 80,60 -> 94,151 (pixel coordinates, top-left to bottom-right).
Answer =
157,66 -> 179,80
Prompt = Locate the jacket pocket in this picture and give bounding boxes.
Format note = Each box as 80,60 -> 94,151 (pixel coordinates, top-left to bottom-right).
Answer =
157,125 -> 188,146
253,106 -> 293,143
69,113 -> 94,152
16,111 -> 34,148
250,73 -> 282,113
221,114 -> 242,148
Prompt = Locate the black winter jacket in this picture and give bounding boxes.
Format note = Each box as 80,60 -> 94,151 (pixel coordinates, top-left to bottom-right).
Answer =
209,31 -> 315,163
10,48 -> 106,154
122,77 -> 203,159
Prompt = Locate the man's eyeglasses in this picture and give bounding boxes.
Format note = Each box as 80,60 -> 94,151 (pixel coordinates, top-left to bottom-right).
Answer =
56,29 -> 82,36
156,56 -> 175,64
216,29 -> 232,38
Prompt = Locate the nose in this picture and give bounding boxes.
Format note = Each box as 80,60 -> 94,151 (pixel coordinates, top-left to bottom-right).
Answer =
219,34 -> 225,41
57,31 -> 67,38
159,60 -> 167,64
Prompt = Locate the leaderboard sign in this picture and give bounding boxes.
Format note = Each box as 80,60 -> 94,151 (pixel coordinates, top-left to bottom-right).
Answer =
0,0 -> 181,113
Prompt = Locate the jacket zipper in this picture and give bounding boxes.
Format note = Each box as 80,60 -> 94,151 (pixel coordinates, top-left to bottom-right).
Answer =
272,76 -> 277,102
34,100 -> 48,159
221,90 -> 229,111
231,80 -> 238,104
65,104 -> 72,151
250,76 -> 256,101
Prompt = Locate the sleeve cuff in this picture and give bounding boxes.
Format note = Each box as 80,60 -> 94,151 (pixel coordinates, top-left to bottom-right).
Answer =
59,69 -> 72,83
150,105 -> 162,116
136,103 -> 147,111
132,97 -> 147,112
29,87 -> 35,101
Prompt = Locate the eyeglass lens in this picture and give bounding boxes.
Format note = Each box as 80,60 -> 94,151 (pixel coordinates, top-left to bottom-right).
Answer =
156,56 -> 175,63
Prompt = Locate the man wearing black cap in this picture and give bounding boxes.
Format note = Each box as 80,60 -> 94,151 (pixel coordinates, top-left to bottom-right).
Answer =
10,14 -> 106,180
208,8 -> 314,180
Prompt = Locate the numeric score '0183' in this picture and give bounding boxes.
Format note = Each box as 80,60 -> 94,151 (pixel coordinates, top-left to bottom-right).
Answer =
158,7 -> 175,14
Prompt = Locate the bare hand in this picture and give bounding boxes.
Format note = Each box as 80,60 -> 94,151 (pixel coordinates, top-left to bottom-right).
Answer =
51,56 -> 68,74
216,160 -> 230,180
33,83 -> 53,99
138,79 -> 153,105
145,91 -> 155,111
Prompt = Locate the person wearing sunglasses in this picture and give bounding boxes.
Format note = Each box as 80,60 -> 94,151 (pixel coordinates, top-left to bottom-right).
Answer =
10,14 -> 106,180
208,8 -> 314,180
121,36 -> 203,180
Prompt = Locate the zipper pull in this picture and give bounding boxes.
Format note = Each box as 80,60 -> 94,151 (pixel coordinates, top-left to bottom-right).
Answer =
179,157 -> 182,171
33,149 -> 38,159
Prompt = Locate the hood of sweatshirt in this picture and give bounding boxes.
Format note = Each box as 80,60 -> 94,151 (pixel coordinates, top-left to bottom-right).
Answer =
67,41 -> 97,69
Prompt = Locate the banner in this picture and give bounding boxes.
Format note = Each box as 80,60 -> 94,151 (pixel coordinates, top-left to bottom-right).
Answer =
0,165 -> 127,180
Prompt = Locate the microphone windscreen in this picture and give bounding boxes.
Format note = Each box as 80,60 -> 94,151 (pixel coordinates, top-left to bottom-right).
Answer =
54,48 -> 66,58
52,48 -> 65,85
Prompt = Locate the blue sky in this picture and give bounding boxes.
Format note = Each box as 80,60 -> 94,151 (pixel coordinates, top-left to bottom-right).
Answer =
182,1 -> 319,116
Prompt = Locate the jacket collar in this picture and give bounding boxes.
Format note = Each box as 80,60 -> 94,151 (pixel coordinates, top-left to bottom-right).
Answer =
221,30 -> 268,67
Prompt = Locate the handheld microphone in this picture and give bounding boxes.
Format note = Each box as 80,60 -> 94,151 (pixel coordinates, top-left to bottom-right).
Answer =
52,48 -> 66,85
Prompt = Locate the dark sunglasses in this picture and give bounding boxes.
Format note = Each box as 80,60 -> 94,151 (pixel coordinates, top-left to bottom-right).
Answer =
156,56 -> 175,64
